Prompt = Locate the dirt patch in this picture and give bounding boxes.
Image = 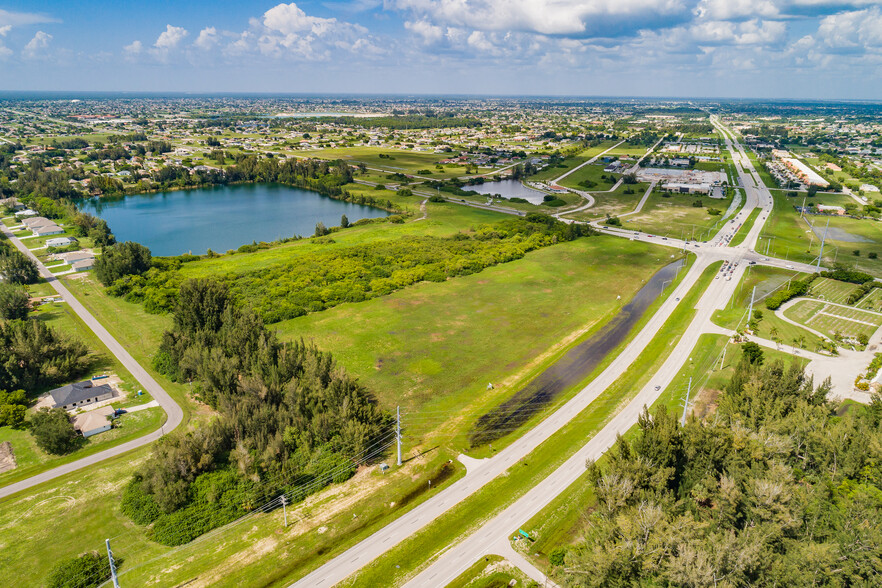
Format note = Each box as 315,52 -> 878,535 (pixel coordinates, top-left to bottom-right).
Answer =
0,441 -> 16,474
692,387 -> 722,419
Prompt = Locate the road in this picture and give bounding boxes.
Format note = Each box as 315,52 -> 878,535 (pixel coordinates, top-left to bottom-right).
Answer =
0,224 -> 184,500
291,118 -> 781,588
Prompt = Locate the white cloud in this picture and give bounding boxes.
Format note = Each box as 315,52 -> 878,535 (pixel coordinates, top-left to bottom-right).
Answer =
467,30 -> 496,52
124,40 -> 143,55
405,19 -> 443,44
155,24 -> 188,50
391,0 -> 690,36
22,30 -> 52,59
0,25 -> 11,37
0,9 -> 59,28
695,0 -> 779,20
264,3 -> 337,36
817,7 -> 882,49
194,26 -> 219,50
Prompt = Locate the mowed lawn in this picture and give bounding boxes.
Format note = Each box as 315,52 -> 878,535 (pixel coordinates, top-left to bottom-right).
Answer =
621,192 -> 730,239
762,191 -> 882,276
784,299 -> 882,341
273,236 -> 673,437
298,146 -> 487,179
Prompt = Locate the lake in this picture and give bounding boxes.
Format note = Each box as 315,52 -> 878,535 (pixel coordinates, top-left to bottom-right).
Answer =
462,179 -> 547,204
81,183 -> 390,256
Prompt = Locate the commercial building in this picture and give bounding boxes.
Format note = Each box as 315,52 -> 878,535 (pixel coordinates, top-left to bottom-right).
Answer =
781,158 -> 829,187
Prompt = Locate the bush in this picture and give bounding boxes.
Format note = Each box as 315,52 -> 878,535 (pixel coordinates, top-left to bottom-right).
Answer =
29,407 -> 81,455
0,283 -> 30,320
45,551 -> 110,588
94,241 -> 152,286
0,389 -> 28,427
428,195 -> 445,202
120,478 -> 162,525
870,252 -> 879,260
550,546 -> 568,566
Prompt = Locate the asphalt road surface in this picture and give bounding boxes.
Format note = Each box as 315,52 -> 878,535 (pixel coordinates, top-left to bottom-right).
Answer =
0,224 -> 183,500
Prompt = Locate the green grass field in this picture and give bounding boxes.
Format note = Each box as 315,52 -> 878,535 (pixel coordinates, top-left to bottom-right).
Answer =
620,192 -> 729,239
557,163 -> 619,191
810,277 -> 859,304
345,261 -> 720,588
0,295 -> 163,488
274,236 -> 673,442
784,299 -> 881,341
712,265 -> 823,349
298,147 -> 488,179
761,191 -> 882,276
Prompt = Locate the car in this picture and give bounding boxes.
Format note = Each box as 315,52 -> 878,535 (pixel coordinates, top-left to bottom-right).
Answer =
654,385 -> 661,391
662,237 -> 667,240
749,260 -> 756,265
786,264 -> 794,269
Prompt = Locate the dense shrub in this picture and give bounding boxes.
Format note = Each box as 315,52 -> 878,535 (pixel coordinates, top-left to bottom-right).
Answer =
0,389 -> 27,427
0,282 -> 30,319
0,319 -> 89,392
45,551 -> 110,588
820,268 -> 874,284
764,275 -> 817,310
0,248 -> 39,284
29,407 -> 81,455
94,241 -> 152,286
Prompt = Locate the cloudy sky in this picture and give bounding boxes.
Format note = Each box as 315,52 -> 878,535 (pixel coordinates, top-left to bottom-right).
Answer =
1,1 -> 880,98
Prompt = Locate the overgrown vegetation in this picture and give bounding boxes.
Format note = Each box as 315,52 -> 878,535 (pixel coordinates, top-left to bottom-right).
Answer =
106,214 -> 596,323
0,319 -> 89,393
764,274 -> 817,310
121,278 -> 390,545
557,359 -> 882,587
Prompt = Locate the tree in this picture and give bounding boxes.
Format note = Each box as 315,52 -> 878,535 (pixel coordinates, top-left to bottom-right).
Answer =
340,214 -> 350,228
93,241 -> 152,286
0,319 -> 89,392
46,551 -> 110,588
29,407 -> 80,454
0,250 -> 39,284
314,222 -> 330,237
0,389 -> 28,427
0,282 -> 29,319
741,341 -> 764,365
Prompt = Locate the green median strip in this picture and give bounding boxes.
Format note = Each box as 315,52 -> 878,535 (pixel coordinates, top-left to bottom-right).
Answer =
730,207 -> 760,247
343,261 -> 722,588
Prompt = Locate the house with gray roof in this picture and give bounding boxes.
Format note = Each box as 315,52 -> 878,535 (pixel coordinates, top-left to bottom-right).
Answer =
49,380 -> 114,411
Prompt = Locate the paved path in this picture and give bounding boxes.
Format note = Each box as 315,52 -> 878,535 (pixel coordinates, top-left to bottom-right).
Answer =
618,181 -> 658,218
0,226 -> 184,500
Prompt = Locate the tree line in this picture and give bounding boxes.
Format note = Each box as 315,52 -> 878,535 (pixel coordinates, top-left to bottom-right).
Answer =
120,278 -> 389,545
556,356 -> 882,587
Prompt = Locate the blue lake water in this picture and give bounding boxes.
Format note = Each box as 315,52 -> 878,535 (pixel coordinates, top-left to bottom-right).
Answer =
462,179 -> 547,204
81,183 -> 389,256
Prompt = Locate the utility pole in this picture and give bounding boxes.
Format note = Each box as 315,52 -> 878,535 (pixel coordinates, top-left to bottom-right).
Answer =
747,286 -> 756,327
106,539 -> 120,588
680,377 -> 692,426
396,406 -> 402,467
817,217 -> 829,271
281,494 -> 289,527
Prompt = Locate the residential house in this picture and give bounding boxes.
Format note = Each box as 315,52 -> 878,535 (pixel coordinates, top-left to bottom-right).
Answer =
49,380 -> 115,411
71,406 -> 115,438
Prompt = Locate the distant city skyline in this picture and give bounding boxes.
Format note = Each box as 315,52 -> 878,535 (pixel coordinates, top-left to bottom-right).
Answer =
2,1 -> 881,99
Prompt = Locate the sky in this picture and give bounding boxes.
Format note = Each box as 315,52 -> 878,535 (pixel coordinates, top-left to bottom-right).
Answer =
0,1 -> 881,99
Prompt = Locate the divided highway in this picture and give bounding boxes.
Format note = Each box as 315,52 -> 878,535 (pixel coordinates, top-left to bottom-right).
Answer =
291,119 -> 786,587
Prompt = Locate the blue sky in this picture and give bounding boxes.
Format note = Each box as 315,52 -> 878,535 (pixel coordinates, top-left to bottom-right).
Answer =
1,1 -> 881,98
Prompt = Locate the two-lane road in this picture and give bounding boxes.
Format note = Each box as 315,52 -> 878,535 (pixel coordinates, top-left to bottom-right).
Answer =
0,224 -> 184,500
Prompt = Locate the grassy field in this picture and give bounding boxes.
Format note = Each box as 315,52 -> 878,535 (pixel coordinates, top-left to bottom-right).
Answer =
344,261 -> 720,588
620,192 -> 729,239
298,147 -> 489,179
562,183 -> 650,220
274,236 -> 674,443
810,277 -> 859,304
712,265 -> 823,349
761,191 -> 882,275
784,299 -> 881,342
557,163 -> 619,191
0,288 -> 165,488
0,240 -> 684,588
